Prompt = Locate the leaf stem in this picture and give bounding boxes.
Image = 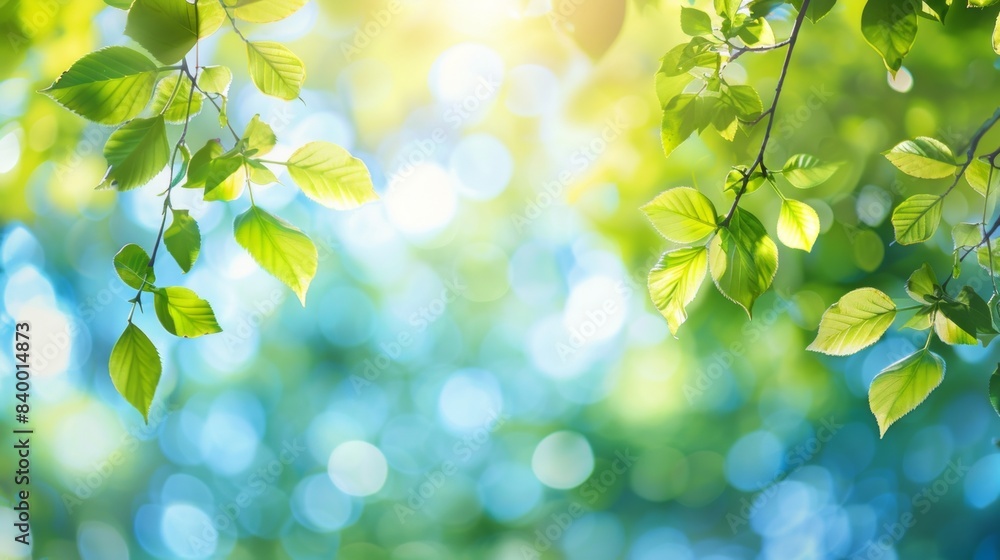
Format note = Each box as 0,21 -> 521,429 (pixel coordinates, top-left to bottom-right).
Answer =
729,39 -> 791,62
720,0 -> 811,228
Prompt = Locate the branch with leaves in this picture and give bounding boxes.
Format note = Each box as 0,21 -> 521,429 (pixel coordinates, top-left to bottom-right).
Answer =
41,0 -> 378,420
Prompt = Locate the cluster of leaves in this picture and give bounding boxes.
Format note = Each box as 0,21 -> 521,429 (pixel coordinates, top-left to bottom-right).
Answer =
648,0 -> 1000,436
645,0 -> 842,336
42,0 -> 378,420
810,116 -> 1000,436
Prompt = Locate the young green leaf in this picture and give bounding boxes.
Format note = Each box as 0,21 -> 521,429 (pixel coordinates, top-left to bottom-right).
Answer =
935,302 -> 979,345
868,348 -> 944,437
777,199 -> 820,252
241,115 -> 277,157
114,244 -> 156,290
648,247 -> 708,336
860,0 -> 919,75
247,41 -> 306,100
919,0 -> 950,21
708,208 -> 778,317
661,93 -> 712,157
724,166 -> 768,194
782,154 -> 840,188
725,85 -> 763,121
641,187 -> 718,243
883,137 -> 957,179
153,287 -> 222,338
41,46 -> 158,125
905,263 -> 939,303
109,323 -> 162,422
737,17 -> 775,46
966,158 -> 1000,197
680,7 -> 713,36
902,306 -> 933,331
234,206 -> 318,304
286,142 -> 379,210
99,116 -> 170,191
183,140 -> 223,189
125,0 -> 225,64
990,364 -> 1000,417
808,287 -> 896,355
978,243 -> 1000,273
246,159 -> 279,185
163,209 -> 201,273
151,74 -> 204,124
198,65 -> 233,95
204,156 -> 248,202
952,223 -> 982,249
231,0 -> 309,23
790,0 -> 837,22
713,0 -> 740,19
891,194 -> 942,245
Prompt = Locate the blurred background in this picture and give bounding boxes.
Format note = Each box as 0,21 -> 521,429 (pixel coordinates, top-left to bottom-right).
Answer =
2,0 -> 1000,558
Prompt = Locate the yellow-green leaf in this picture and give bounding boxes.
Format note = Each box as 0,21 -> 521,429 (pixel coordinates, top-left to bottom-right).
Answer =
100,116 -> 170,191
234,206 -> 318,304
808,287 -> 896,355
204,156 -> 247,202
708,208 -> 778,318
231,0 -> 309,23
883,137 -> 957,179
782,154 -> 841,189
241,114 -> 277,157
114,243 -> 156,290
153,286 -> 222,338
641,187 -> 718,243
125,0 -> 225,64
286,141 -> 379,210
777,199 -> 820,251
904,263 -> 939,303
861,0 -> 918,75
648,247 -> 708,336
869,348 -> 944,437
109,323 -> 162,422
163,209 -> 201,273
41,46 -> 158,125
891,194 -> 942,245
151,74 -> 203,124
247,41 -> 305,100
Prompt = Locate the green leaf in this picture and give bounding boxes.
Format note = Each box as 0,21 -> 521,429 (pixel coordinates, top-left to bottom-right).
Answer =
869,348 -> 944,437
807,288 -> 896,355
657,40 -> 720,79
204,156 -> 247,201
286,141 -> 379,210
990,364 -> 1000,417
241,114 -> 277,157
247,41 -> 305,100
234,206 -> 318,305
153,286 -> 222,338
708,208 -> 778,317
105,0 -> 134,8
957,286 -> 996,335
737,17 -> 775,46
861,0 -> 919,75
777,199 -> 820,252
724,166 -> 768,194
749,0 -> 785,19
648,247 -> 708,336
952,223 -> 982,249
163,209 -> 201,273
905,263 -> 939,303
114,243 -> 156,290
966,158 -> 1000,197
790,0 -> 837,22
782,154 -> 841,188
935,301 -> 979,345
661,93 -> 714,157
197,65 -> 232,95
99,116 -> 170,191
713,0 -> 740,19
680,7 -> 713,35
918,0 -> 951,21
891,194 -> 942,245
246,158 -> 279,185
902,306 -> 934,331
231,0 -> 309,23
182,140 -> 223,189
978,243 -> 1000,273
883,137 -> 957,179
641,187 -> 718,243
994,13 -> 1000,55
109,323 -> 162,422
125,0 -> 225,64
41,46 -> 158,125
971,0 -> 1000,7
151,74 -> 203,124
725,84 -> 763,121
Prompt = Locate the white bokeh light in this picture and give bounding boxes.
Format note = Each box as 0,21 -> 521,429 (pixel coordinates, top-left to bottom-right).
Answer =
328,440 -> 389,497
531,431 -> 595,489
384,163 -> 457,237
